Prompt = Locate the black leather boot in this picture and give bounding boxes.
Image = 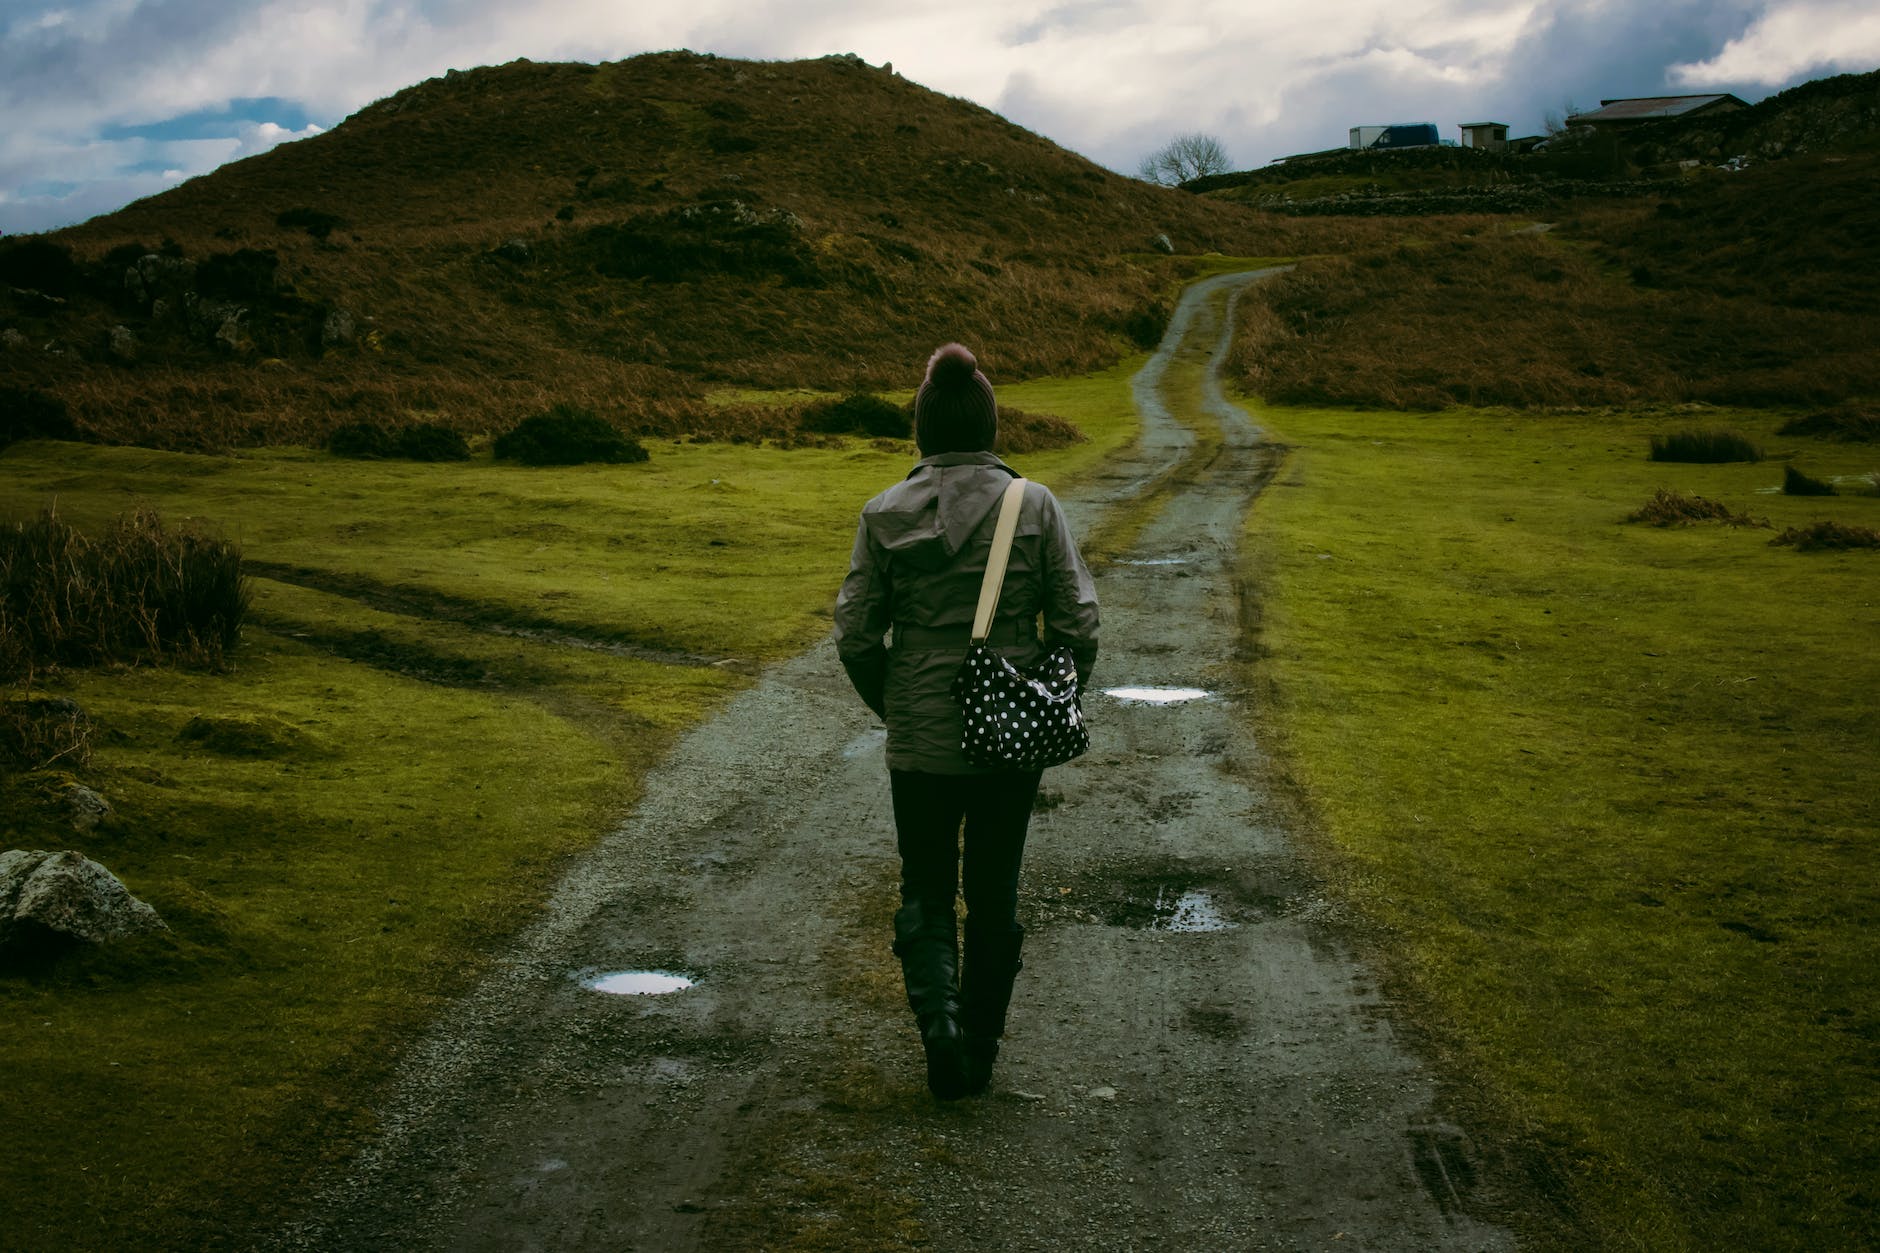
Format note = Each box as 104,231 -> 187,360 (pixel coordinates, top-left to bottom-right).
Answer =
960,921 -> 1025,1096
892,899 -> 968,1101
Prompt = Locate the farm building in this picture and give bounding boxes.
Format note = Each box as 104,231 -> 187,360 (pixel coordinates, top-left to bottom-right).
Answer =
1348,123 -> 1440,150
1567,94 -> 1749,128
1458,121 -> 1509,150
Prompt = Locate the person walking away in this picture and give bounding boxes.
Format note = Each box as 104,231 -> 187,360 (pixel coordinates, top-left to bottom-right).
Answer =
832,343 -> 1099,1099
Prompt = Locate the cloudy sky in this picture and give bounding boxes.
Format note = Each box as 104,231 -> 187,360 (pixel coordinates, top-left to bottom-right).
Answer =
3,0 -> 1877,233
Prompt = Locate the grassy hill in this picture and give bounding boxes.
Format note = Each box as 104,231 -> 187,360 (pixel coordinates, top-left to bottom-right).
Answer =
0,51 -> 1375,450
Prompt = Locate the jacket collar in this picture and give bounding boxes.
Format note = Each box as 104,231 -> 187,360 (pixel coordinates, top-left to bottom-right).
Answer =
904,450 -> 1014,479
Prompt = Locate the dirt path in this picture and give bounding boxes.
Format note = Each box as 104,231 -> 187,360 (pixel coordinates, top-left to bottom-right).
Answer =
272,270 -> 1532,1251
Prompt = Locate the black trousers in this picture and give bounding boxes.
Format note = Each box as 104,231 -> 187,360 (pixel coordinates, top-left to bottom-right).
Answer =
889,769 -> 1042,931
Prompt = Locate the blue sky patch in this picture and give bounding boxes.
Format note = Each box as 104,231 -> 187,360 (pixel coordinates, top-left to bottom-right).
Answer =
99,97 -> 326,143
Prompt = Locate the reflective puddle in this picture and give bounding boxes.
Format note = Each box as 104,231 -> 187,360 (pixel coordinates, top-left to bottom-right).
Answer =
1102,686 -> 1212,704
842,727 -> 887,759
1152,888 -> 1236,933
585,970 -> 695,996
1116,556 -> 1192,566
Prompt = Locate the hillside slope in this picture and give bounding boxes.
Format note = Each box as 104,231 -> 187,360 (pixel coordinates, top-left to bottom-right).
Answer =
2,52 -> 1327,449
1227,147 -> 1880,411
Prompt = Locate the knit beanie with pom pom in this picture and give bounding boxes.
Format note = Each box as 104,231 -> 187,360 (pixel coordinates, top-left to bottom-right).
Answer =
913,342 -> 997,455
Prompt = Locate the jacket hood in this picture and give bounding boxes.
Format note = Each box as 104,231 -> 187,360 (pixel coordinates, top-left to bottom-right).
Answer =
862,452 -> 1018,571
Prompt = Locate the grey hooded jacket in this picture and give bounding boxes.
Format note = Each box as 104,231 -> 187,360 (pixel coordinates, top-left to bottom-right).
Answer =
833,451 -> 1099,774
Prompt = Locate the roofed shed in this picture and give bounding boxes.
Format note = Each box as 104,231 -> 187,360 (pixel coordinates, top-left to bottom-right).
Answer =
1568,94 -> 1748,128
1459,121 -> 1508,150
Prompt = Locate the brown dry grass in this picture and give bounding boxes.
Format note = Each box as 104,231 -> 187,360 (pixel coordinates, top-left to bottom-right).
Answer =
1230,151 -> 1880,411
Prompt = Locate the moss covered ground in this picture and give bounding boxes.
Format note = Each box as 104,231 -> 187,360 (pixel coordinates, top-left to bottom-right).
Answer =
1242,405 -> 1878,1248
0,366 -> 1138,1248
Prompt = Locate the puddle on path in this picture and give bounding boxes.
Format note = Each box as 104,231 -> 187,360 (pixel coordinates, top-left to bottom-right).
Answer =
1102,686 -> 1213,705
1150,887 -> 1237,933
1042,877 -> 1251,932
1115,556 -> 1192,567
842,727 -> 887,759
585,970 -> 695,996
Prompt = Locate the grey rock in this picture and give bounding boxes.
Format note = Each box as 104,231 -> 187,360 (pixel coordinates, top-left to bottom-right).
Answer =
214,312 -> 249,353
107,324 -> 138,362
495,238 -> 533,263
64,786 -> 113,832
0,849 -> 164,947
1150,233 -> 1174,254
124,253 -> 196,308
321,307 -> 357,346
1,327 -> 24,351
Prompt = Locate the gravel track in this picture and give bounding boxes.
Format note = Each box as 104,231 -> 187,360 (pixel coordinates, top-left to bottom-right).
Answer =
270,269 -> 1536,1251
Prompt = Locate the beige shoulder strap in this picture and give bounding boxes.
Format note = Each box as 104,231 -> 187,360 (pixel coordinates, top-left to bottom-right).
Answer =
971,477 -> 1029,643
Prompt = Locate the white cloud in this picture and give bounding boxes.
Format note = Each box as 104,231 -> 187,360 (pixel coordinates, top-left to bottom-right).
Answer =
233,120 -> 325,158
1670,2 -> 1880,86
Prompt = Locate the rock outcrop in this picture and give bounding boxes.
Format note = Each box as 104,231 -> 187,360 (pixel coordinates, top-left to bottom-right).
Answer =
0,849 -> 165,948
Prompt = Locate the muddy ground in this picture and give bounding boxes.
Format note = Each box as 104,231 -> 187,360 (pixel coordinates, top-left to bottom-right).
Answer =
270,271 -> 1550,1251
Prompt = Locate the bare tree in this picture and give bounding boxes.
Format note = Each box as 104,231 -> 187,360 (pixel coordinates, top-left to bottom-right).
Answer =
1138,133 -> 1232,185
1542,99 -> 1585,136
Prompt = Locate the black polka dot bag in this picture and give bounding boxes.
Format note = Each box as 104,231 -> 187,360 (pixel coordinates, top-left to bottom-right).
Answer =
951,478 -> 1090,770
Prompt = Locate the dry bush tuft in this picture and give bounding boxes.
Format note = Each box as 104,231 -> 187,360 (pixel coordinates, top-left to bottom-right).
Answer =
0,504 -> 249,681
0,695 -> 93,770
1770,520 -> 1880,550
1626,488 -> 1766,528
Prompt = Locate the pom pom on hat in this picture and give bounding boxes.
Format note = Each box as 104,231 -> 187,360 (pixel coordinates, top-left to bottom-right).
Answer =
914,342 -> 998,455
926,342 -> 980,386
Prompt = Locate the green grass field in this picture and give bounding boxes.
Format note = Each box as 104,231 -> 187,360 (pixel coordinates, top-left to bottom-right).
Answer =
0,364 -> 1140,1248
1243,404 -> 1878,1248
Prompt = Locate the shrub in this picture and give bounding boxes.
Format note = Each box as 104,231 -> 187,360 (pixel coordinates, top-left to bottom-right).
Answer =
800,393 -> 911,439
1120,302 -> 1170,350
1778,406 -> 1879,442
1770,520 -> 1880,550
0,505 -> 249,680
1625,488 -> 1765,528
0,387 -> 80,449
574,202 -> 816,285
1782,465 -> 1836,496
275,207 -> 346,240
0,239 -> 78,296
493,404 -> 649,466
326,420 -> 398,459
326,421 -> 470,462
996,407 -> 1088,454
1649,430 -> 1762,463
397,423 -> 471,462
195,249 -> 280,301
